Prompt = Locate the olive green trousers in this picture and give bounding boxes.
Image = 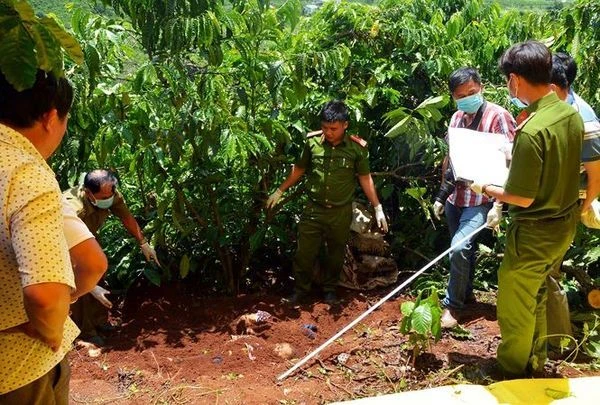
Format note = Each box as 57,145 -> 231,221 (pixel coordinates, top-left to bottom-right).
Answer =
293,202 -> 352,293
497,210 -> 577,376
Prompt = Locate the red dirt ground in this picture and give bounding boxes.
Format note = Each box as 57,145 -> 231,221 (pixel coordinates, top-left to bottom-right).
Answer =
68,284 -> 600,404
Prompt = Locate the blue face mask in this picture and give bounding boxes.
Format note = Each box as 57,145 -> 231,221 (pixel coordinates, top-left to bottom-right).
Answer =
456,93 -> 484,114
91,195 -> 115,209
508,76 -> 528,109
510,97 -> 528,109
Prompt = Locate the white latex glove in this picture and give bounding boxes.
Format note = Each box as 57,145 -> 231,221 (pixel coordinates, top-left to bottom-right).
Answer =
266,189 -> 283,209
90,286 -> 113,309
487,202 -> 503,229
469,182 -> 484,194
141,242 -> 160,265
374,204 -> 388,233
500,142 -> 513,161
432,201 -> 444,220
581,200 -> 600,229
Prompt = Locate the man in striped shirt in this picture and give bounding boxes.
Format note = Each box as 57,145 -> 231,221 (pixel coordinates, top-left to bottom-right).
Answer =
434,67 -> 516,328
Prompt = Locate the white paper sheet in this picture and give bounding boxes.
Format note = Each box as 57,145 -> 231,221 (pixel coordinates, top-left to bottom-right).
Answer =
447,127 -> 511,186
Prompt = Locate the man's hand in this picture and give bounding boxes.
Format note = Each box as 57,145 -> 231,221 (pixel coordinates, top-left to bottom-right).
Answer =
432,201 -> 444,220
141,242 -> 160,265
581,200 -> 600,229
90,286 -> 113,309
487,202 -> 503,229
266,189 -> 283,209
5,322 -> 63,352
374,204 -> 388,233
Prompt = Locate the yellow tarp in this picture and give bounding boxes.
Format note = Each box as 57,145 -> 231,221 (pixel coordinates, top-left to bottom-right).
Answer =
333,376 -> 600,404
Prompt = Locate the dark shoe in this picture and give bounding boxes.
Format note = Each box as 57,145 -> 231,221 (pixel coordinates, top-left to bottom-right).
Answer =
323,292 -> 339,305
283,291 -> 309,305
479,360 -> 507,381
97,322 -> 116,334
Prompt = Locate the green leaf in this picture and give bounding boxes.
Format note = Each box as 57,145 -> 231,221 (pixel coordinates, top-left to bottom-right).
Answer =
584,246 -> 600,262
584,339 -> 600,359
144,267 -> 162,286
384,115 -> 412,138
84,44 -> 100,81
30,23 -> 62,73
411,304 -> 433,335
380,183 -> 394,200
405,187 -> 426,201
0,15 -> 20,34
179,254 -> 190,279
545,388 -> 571,400
249,227 -> 266,253
0,24 -> 37,91
400,301 -> 415,316
415,95 -> 448,110
40,17 -> 84,64
399,316 -> 411,334
13,0 -> 35,22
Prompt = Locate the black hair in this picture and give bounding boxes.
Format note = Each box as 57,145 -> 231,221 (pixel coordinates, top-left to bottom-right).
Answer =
0,69 -> 73,128
448,67 -> 481,93
550,57 -> 569,90
553,52 -> 577,86
84,169 -> 118,194
498,40 -> 552,85
320,100 -> 349,122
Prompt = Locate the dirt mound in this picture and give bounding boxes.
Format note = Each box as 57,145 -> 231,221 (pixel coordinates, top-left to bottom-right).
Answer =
69,285 -> 600,404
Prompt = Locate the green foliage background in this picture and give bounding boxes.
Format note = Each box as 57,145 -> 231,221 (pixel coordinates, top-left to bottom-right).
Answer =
2,0 -> 599,297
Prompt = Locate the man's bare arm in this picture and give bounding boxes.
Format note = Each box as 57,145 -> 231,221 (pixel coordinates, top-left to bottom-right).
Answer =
22,283 -> 71,351
484,184 -> 534,208
70,238 -> 108,300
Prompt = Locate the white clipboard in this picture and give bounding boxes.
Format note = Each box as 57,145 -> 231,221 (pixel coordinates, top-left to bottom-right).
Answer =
447,127 -> 511,186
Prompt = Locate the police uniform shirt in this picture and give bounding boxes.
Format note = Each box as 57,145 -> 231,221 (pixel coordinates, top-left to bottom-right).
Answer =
296,132 -> 370,207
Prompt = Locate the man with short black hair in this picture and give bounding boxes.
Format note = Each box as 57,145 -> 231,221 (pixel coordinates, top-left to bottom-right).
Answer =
267,100 -> 387,305
0,69 -> 98,403
434,67 -> 515,328
473,41 -> 583,377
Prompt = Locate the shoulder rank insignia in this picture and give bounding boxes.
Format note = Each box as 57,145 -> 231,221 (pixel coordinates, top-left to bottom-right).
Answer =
516,111 -> 536,131
307,130 -> 323,138
350,135 -> 367,147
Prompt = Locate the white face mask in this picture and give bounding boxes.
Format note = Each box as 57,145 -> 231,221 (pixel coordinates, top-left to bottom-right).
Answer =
90,195 -> 115,209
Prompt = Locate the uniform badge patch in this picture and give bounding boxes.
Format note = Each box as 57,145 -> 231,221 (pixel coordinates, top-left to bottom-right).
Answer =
516,111 -> 536,131
350,135 -> 367,147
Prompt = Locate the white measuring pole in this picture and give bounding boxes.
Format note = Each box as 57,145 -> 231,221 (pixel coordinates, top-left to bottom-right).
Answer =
277,222 -> 488,381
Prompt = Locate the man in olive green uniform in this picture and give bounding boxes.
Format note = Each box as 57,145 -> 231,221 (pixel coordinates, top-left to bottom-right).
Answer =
472,41 -> 583,377
63,169 -> 159,345
266,100 -> 388,304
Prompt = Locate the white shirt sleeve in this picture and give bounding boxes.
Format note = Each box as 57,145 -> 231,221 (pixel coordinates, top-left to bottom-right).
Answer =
62,195 -> 94,249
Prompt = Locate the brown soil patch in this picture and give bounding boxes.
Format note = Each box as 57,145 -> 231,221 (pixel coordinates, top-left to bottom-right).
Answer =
68,285 -> 600,404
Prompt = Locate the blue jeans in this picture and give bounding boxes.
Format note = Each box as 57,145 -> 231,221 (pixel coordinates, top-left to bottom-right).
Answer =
442,201 -> 491,309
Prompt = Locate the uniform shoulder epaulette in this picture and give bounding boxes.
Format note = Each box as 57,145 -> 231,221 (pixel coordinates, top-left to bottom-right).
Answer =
516,111 -> 536,131
307,130 -> 323,138
350,134 -> 367,147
